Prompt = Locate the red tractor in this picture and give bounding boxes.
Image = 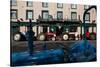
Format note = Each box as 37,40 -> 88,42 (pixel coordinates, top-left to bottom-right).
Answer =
82,31 -> 96,40
37,32 -> 56,41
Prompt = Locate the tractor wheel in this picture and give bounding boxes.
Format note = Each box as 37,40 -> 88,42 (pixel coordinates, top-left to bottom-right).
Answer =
51,37 -> 56,41
13,33 -> 21,41
90,33 -> 96,40
37,33 -> 45,41
62,33 -> 69,41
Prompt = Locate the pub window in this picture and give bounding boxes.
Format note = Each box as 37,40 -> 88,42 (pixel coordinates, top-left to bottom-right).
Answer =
42,10 -> 49,20
27,1 -> 33,7
57,11 -> 63,20
71,12 -> 77,20
71,4 -> 77,9
57,3 -> 63,8
26,10 -> 33,20
11,9 -> 17,19
42,2 -> 48,8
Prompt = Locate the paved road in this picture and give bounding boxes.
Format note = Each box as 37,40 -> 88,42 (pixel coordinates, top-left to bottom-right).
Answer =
11,40 -> 96,53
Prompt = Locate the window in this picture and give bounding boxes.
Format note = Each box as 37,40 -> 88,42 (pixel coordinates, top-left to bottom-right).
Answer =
84,5 -> 89,10
42,11 -> 49,20
85,13 -> 90,21
11,9 -> 17,19
71,12 -> 77,20
57,3 -> 63,8
57,11 -> 63,20
26,10 -> 33,20
42,2 -> 48,8
10,0 -> 17,6
27,1 -> 33,7
71,4 -> 77,9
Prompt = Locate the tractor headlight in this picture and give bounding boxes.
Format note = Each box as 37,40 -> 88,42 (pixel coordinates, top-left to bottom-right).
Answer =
54,34 -> 56,37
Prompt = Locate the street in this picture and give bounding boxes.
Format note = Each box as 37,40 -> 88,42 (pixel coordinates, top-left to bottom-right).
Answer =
11,40 -> 96,53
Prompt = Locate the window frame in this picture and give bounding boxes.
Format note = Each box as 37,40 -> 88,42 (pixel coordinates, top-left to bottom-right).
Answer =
26,10 -> 34,20
10,9 -> 18,19
71,12 -> 77,20
85,12 -> 90,21
10,0 -> 17,6
26,1 -> 33,7
42,2 -> 48,8
57,3 -> 63,8
42,10 -> 49,20
57,11 -> 63,20
71,4 -> 77,9
84,5 -> 90,10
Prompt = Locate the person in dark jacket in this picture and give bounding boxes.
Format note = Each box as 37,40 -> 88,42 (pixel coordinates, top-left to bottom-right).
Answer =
26,19 -> 35,56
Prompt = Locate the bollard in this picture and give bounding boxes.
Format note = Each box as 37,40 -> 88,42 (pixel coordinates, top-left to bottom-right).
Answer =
26,19 -> 35,56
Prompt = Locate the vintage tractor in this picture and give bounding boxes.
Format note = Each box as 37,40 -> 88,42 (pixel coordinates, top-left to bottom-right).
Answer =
89,32 -> 96,40
61,33 -> 69,40
37,32 -> 56,41
11,6 -> 96,66
82,32 -> 96,40
13,31 -> 37,41
37,26 -> 77,41
13,32 -> 26,41
11,20 -> 65,66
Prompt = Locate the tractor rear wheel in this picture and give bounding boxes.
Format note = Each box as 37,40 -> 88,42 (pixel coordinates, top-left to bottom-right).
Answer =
90,33 -> 96,40
14,33 -> 21,41
62,33 -> 69,41
37,33 -> 45,41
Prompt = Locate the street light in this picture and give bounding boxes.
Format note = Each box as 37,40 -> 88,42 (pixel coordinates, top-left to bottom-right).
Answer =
83,6 -> 96,44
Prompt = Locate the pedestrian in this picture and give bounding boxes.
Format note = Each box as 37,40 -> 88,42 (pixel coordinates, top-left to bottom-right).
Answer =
26,19 -> 35,56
